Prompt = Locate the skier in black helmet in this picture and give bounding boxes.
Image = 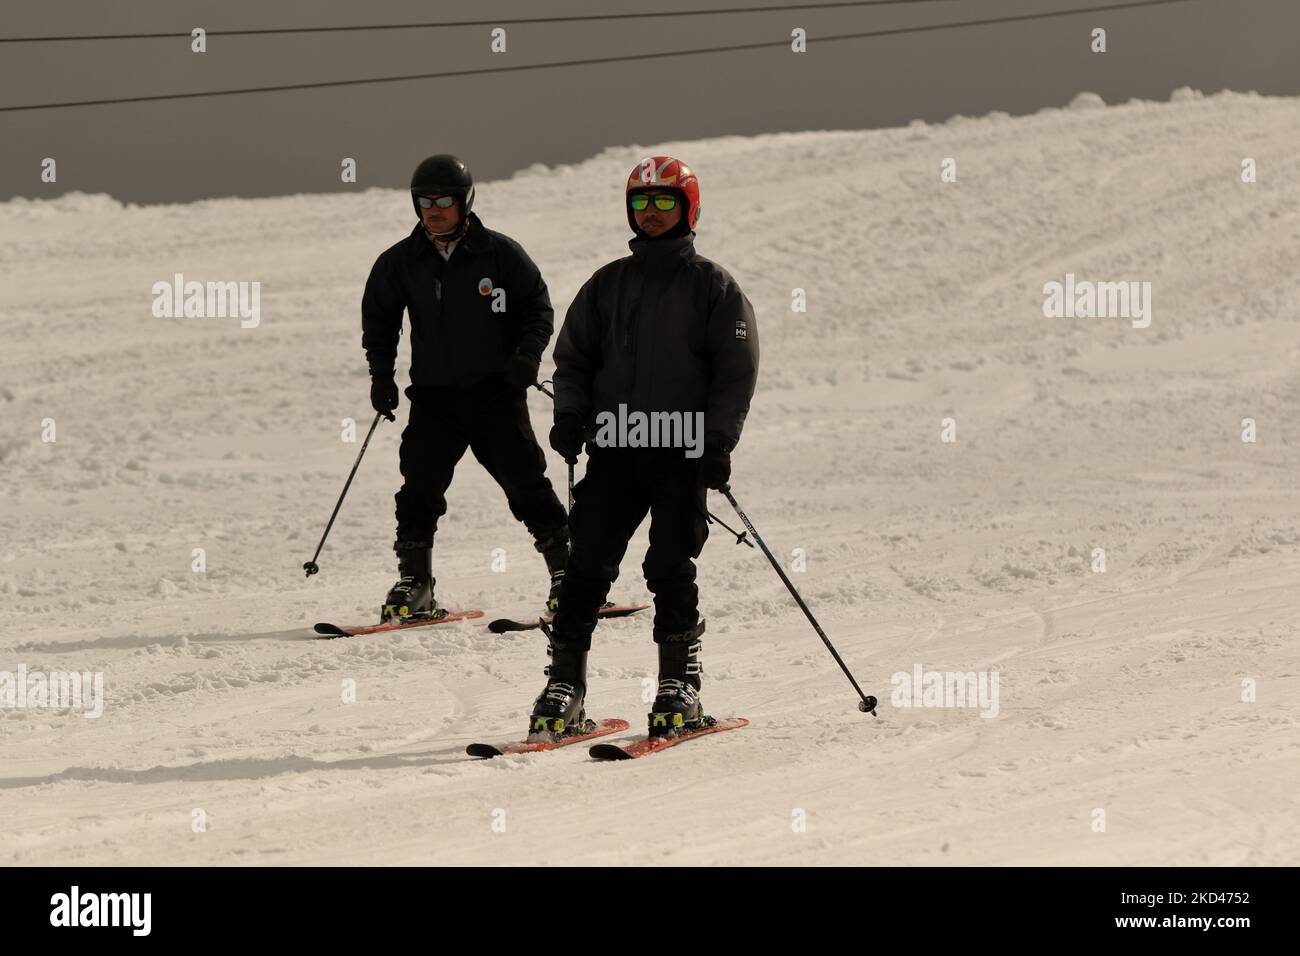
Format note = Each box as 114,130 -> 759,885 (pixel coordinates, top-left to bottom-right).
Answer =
362,154 -> 569,622
528,155 -> 760,740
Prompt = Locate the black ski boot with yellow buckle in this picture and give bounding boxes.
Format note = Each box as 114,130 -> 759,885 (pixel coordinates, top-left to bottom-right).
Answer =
649,620 -> 711,738
534,526 -> 569,615
381,544 -> 439,623
526,619 -> 593,742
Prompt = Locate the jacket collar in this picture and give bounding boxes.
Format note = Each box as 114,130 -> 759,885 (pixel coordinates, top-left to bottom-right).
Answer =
628,232 -> 696,276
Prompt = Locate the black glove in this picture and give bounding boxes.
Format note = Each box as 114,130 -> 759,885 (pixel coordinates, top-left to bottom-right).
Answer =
504,350 -> 541,389
698,440 -> 731,490
549,414 -> 586,464
370,373 -> 399,422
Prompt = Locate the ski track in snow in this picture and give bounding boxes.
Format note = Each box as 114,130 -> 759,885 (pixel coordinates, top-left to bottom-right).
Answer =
1,90 -> 1298,865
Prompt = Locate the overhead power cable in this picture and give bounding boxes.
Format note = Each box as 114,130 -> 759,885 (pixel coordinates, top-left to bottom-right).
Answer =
0,0 -> 1207,114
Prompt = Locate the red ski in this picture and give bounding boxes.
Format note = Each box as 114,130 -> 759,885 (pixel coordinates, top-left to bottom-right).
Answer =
486,602 -> 648,634
467,718 -> 630,758
589,717 -> 749,760
314,608 -> 485,639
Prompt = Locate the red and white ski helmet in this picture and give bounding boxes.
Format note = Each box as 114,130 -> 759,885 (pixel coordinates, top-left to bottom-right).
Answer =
625,156 -> 701,233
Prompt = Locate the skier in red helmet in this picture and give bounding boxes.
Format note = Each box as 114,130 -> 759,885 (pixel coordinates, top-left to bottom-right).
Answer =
529,156 -> 760,740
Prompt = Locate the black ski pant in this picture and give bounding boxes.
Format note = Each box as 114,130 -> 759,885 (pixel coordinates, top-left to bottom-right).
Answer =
394,381 -> 567,552
551,448 -> 709,650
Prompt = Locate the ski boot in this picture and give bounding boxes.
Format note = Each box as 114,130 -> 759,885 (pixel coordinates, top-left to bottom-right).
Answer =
648,620 -> 710,737
381,545 -> 439,623
527,620 -> 592,742
534,526 -> 569,615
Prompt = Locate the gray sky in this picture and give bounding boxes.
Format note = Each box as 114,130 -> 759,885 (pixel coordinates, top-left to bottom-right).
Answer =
2,0 -> 1298,203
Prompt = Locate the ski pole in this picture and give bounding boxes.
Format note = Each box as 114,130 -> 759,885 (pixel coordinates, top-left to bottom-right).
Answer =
703,508 -> 754,548
535,381 -> 575,512
718,484 -> 877,715
303,411 -> 385,578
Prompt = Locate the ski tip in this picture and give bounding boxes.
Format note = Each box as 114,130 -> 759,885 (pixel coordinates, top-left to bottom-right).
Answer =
595,603 -> 651,620
485,605 -> 647,635
703,716 -> 749,733
466,743 -> 504,758
591,716 -> 747,760
589,743 -> 634,761
313,623 -> 348,638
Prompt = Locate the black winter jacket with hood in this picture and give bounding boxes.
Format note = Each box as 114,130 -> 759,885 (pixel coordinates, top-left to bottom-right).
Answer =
362,213 -> 554,389
553,232 -> 759,451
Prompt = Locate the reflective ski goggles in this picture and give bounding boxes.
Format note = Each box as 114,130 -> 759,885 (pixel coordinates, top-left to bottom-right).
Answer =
628,192 -> 678,212
416,194 -> 458,210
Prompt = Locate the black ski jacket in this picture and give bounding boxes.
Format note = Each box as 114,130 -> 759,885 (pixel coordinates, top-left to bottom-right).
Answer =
553,233 -> 759,451
361,213 -> 554,388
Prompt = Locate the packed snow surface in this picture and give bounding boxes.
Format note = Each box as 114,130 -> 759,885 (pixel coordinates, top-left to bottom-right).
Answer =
1,90 -> 1297,865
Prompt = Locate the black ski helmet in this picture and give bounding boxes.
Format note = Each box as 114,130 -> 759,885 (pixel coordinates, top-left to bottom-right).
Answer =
409,154 -> 475,221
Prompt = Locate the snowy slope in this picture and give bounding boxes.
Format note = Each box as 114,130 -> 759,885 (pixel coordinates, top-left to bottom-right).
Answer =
1,89 -> 1298,865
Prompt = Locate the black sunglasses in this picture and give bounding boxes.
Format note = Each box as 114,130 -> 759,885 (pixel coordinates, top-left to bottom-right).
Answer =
416,195 -> 458,210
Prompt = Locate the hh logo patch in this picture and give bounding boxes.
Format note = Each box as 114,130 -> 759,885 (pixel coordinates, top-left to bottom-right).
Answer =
478,277 -> 494,296
734,319 -> 748,340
